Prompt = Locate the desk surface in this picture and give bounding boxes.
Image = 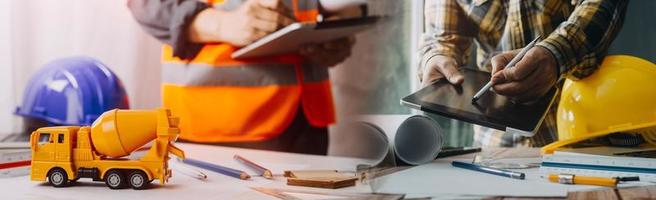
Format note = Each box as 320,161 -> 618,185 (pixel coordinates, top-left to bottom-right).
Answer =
1,142 -> 654,200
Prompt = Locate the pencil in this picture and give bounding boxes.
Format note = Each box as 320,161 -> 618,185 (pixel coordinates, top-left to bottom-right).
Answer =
452,161 -> 525,180
234,155 -> 273,179
181,158 -> 251,180
547,174 -> 639,187
472,36 -> 541,103
173,158 -> 208,180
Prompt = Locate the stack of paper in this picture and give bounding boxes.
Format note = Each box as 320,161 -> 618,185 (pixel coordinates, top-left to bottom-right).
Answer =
541,146 -> 656,181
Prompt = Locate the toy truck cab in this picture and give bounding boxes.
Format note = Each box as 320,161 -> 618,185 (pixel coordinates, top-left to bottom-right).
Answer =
30,126 -> 78,187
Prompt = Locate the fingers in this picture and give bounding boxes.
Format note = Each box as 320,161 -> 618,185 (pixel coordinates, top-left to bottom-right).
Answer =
421,64 -> 444,87
492,79 -> 536,97
490,51 -> 518,74
490,49 -> 519,84
438,61 -> 464,85
253,6 -> 294,26
500,50 -> 540,81
250,18 -> 278,33
490,47 -> 559,102
494,48 -> 545,85
250,4 -> 293,33
256,0 -> 294,20
249,29 -> 269,42
493,63 -> 550,100
420,56 -> 463,86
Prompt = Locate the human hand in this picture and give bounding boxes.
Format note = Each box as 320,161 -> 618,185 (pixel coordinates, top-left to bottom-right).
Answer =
299,37 -> 355,68
490,46 -> 558,103
419,55 -> 464,87
189,0 -> 294,46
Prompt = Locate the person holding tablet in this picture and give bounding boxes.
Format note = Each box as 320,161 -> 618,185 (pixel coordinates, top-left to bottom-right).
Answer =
128,0 -> 363,154
418,0 -> 627,147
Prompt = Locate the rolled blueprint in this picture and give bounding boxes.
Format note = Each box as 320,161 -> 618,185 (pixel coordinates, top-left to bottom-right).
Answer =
393,115 -> 444,166
340,115 -> 444,167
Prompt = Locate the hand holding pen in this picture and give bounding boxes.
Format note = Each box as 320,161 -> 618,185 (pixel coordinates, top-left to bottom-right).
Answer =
472,35 -> 559,103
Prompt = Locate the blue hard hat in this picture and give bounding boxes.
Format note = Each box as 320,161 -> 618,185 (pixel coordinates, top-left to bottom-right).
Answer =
15,56 -> 129,126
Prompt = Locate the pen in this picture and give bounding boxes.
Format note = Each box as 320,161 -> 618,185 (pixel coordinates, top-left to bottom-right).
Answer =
181,158 -> 251,180
173,158 -> 208,180
234,155 -> 273,179
452,160 -> 525,180
471,36 -> 541,103
547,173 -> 639,187
435,147 -> 482,158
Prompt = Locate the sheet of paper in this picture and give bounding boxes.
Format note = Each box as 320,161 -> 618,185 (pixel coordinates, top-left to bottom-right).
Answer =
371,158 -> 600,197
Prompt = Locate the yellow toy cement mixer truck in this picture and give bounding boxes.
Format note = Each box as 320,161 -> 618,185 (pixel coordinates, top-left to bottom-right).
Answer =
29,108 -> 185,189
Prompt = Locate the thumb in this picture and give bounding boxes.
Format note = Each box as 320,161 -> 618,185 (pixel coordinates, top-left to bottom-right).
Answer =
441,63 -> 464,85
490,49 -> 520,84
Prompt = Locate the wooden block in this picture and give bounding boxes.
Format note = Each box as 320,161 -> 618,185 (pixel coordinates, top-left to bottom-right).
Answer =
283,170 -> 358,189
617,185 -> 656,199
567,188 -> 618,200
284,170 -> 344,178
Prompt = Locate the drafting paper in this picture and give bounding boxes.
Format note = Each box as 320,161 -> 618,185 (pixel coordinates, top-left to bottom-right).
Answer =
372,158 -> 599,197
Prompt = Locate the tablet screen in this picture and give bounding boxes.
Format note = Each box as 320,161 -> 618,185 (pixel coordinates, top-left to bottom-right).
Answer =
401,68 -> 558,134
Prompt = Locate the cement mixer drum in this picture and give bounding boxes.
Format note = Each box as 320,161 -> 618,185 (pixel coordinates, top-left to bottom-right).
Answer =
90,109 -> 158,158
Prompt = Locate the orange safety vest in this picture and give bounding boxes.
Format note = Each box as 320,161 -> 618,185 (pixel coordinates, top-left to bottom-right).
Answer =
161,0 -> 335,143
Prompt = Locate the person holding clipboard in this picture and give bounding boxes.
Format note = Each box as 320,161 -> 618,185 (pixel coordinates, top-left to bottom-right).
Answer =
128,0 -> 364,154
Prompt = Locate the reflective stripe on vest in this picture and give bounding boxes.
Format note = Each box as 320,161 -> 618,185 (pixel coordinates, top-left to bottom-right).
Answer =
162,0 -> 333,143
162,62 -> 328,86
162,62 -> 298,86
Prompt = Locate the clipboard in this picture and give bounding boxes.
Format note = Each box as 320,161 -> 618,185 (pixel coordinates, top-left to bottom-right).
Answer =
231,16 -> 379,59
401,68 -> 558,137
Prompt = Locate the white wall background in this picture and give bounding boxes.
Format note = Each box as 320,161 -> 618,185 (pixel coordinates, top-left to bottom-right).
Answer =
0,0 -> 162,134
0,0 -> 13,133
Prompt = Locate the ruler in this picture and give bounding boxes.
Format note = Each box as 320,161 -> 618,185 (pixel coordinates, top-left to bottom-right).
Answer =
540,165 -> 656,182
543,154 -> 656,169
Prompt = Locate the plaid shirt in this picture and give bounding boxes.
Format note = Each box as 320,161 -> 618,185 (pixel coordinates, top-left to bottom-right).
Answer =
420,0 -> 628,147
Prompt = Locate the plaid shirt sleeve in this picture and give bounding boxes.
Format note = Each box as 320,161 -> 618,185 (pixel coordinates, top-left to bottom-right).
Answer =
537,0 -> 628,79
419,0 -> 476,70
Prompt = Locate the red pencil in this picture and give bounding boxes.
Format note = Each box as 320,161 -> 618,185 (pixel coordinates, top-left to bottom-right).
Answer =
234,155 -> 273,179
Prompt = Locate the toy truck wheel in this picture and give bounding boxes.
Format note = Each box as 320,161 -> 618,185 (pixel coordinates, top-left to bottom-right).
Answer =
104,170 -> 127,189
128,170 -> 149,190
48,168 -> 69,187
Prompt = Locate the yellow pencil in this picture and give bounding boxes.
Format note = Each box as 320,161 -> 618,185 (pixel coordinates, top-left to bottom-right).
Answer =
547,174 -> 639,187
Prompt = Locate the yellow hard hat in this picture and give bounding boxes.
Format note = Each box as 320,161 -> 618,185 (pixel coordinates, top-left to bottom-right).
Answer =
542,55 -> 656,154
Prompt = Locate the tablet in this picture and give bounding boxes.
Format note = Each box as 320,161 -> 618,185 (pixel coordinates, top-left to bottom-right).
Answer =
231,16 -> 379,59
401,68 -> 558,137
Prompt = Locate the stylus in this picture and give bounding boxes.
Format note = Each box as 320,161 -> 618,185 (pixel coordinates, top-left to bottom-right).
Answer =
471,36 -> 541,103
